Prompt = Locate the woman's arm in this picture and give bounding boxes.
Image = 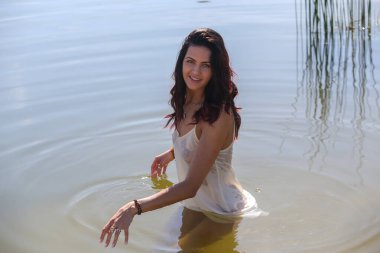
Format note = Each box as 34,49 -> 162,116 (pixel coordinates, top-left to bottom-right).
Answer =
100,112 -> 233,247
142,112 -> 234,211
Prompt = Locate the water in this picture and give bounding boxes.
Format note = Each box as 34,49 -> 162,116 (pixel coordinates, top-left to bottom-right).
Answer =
1,0 -> 380,252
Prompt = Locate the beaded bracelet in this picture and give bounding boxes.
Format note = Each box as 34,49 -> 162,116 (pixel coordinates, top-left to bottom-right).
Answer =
134,199 -> 142,215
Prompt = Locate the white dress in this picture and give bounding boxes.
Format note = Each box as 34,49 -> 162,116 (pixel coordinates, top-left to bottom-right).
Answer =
172,125 -> 264,221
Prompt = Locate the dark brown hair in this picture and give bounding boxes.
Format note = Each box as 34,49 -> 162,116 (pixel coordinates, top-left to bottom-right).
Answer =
165,28 -> 241,137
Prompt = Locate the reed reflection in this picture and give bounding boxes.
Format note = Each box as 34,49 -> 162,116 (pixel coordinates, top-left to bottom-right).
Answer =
295,0 -> 378,176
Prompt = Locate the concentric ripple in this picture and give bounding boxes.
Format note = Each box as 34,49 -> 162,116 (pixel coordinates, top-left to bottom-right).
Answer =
66,176 -> 157,232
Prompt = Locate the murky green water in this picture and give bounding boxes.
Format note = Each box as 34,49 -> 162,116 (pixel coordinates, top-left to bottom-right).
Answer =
1,0 -> 380,252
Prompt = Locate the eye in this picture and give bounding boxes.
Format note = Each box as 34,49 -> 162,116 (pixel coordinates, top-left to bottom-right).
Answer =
201,64 -> 211,69
185,59 -> 194,64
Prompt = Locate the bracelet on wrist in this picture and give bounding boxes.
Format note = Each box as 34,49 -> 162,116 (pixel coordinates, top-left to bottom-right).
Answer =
134,199 -> 142,215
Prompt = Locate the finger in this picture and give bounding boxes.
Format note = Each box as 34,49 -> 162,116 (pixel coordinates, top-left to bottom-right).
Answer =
112,229 -> 121,247
100,228 -> 107,243
150,161 -> 156,175
156,162 -> 162,177
124,229 -> 129,245
152,167 -> 158,177
151,160 -> 159,177
105,227 -> 114,247
100,220 -> 114,242
163,164 -> 168,174
151,169 -> 158,178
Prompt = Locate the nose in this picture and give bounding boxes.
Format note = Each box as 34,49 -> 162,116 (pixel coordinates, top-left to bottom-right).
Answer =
192,64 -> 201,75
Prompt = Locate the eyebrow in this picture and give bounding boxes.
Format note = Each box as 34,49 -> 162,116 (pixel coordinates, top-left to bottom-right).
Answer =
185,56 -> 211,64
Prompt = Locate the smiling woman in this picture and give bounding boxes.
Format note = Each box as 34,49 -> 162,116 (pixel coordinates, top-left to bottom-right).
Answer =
182,46 -> 212,93
99,28 -> 265,249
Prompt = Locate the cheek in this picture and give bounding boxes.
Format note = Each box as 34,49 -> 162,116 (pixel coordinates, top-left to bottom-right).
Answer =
205,71 -> 212,81
182,64 -> 189,75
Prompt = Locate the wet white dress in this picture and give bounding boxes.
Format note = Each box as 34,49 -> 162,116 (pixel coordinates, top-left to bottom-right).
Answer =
172,125 -> 264,220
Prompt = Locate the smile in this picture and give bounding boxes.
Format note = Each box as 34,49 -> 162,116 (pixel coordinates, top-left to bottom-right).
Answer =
189,75 -> 201,81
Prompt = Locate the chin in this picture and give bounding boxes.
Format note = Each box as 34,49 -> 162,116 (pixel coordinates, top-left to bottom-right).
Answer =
185,81 -> 206,92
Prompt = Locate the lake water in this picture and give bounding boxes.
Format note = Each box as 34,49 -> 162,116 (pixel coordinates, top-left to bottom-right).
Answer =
1,0 -> 380,252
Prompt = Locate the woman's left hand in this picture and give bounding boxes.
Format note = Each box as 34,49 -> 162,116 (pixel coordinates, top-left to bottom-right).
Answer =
100,202 -> 136,247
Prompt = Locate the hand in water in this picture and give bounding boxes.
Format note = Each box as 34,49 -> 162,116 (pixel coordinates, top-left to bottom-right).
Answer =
151,149 -> 174,177
100,202 -> 136,247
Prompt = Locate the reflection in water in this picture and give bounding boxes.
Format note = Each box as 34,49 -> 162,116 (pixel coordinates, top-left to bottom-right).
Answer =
149,176 -> 241,252
178,208 -> 239,253
295,0 -> 378,177
150,175 -> 174,190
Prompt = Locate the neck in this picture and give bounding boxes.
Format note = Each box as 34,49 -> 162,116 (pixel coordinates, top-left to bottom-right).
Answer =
185,90 -> 204,105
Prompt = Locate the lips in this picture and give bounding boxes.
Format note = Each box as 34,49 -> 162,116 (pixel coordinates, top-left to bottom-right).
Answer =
189,75 -> 201,81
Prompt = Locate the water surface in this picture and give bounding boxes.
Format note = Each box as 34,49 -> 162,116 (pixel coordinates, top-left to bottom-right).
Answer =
1,0 -> 380,252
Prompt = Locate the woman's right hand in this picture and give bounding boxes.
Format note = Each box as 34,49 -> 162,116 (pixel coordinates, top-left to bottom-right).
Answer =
151,148 -> 174,177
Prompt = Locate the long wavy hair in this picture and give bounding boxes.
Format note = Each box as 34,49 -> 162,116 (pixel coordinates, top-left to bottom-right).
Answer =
165,28 -> 241,138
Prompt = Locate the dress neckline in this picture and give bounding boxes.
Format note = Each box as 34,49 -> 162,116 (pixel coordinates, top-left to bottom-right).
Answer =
175,126 -> 196,139
175,126 -> 233,152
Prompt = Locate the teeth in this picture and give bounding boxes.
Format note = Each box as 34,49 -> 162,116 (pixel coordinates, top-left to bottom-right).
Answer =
190,76 -> 200,81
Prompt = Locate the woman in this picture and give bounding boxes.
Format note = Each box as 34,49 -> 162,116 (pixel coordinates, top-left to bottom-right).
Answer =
100,28 -> 263,249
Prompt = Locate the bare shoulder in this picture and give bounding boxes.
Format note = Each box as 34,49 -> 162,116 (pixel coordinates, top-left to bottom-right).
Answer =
198,108 -> 234,145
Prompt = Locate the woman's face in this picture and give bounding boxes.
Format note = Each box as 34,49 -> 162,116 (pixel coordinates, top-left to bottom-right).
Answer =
182,45 -> 212,94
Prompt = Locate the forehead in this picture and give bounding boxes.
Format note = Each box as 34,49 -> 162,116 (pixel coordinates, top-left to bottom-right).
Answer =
185,45 -> 211,61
